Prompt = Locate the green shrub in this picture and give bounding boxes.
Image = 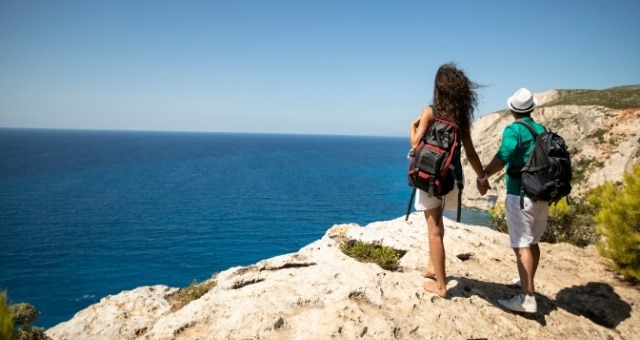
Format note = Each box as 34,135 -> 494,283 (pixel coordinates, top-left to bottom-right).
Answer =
489,196 -> 597,247
589,165 -> 640,282
0,291 -> 46,340
12,304 -> 40,330
1,291 -> 16,340
340,240 -> 403,271
174,279 -> 216,309
488,201 -> 507,233
543,197 -> 598,247
542,198 -> 573,243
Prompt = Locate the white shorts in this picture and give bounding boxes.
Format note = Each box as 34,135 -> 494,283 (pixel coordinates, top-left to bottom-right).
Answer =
505,194 -> 549,248
414,186 -> 459,212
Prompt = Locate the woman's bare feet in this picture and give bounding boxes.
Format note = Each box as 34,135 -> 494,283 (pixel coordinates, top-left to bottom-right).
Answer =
423,280 -> 447,298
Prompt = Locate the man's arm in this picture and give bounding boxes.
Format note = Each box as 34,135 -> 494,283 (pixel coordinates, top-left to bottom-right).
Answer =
476,155 -> 503,193
483,156 -> 504,178
483,124 -> 517,180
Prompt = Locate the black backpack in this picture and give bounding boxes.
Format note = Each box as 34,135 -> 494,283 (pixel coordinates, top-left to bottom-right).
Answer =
508,121 -> 572,208
405,109 -> 464,221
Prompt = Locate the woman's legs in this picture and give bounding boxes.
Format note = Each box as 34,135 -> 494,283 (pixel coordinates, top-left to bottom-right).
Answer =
421,210 -> 444,279
422,237 -> 436,279
422,207 -> 447,297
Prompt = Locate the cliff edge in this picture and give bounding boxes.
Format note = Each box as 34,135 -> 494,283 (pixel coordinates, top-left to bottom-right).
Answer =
47,213 -> 639,339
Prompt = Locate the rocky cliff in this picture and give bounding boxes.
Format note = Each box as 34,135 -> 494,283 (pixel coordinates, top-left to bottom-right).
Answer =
46,87 -> 640,340
47,213 -> 639,340
463,86 -> 640,210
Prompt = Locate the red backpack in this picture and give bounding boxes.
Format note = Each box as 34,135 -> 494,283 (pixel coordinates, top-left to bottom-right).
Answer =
406,107 -> 464,221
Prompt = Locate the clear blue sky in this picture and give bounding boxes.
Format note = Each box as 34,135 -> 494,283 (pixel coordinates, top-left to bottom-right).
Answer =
1,1 -> 639,136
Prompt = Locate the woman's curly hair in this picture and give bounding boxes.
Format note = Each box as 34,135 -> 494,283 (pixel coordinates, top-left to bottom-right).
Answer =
432,63 -> 480,134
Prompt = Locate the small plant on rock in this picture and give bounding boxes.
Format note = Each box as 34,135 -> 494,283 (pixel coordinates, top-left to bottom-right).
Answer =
174,279 -> 217,310
340,240 -> 404,271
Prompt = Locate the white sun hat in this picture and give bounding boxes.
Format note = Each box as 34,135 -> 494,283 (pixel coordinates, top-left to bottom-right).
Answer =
507,88 -> 537,113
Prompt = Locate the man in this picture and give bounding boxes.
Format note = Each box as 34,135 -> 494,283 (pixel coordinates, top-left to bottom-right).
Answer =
480,88 -> 547,313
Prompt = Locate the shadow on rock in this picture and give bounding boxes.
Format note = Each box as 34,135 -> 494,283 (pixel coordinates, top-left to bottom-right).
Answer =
448,276 -> 556,326
555,281 -> 631,328
448,277 -> 632,328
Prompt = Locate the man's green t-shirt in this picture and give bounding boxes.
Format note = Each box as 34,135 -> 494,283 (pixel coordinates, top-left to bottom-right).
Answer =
494,117 -> 545,195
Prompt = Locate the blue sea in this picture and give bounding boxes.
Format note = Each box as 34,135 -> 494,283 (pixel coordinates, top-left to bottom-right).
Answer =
0,128 -> 490,328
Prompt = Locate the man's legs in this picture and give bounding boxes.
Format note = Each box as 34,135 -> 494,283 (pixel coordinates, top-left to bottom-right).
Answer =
531,243 -> 540,282
513,244 -> 540,296
499,195 -> 544,313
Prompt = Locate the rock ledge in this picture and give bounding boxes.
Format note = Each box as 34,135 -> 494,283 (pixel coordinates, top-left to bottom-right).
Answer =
47,214 -> 639,340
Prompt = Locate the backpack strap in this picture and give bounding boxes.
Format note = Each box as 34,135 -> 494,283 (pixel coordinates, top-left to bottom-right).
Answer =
406,105 -> 438,221
439,118 -> 463,222
512,120 -> 545,209
421,105 -> 437,142
405,187 -> 417,221
453,139 -> 464,222
456,176 -> 463,222
506,121 -> 542,177
514,120 -> 545,139
446,116 -> 464,222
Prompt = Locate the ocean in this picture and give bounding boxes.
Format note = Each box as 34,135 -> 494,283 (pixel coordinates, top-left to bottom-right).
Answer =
0,128 -> 490,328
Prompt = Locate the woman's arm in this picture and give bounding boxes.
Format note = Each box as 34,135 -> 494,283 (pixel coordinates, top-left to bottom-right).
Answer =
409,106 -> 434,149
461,133 -> 486,179
462,133 -> 492,195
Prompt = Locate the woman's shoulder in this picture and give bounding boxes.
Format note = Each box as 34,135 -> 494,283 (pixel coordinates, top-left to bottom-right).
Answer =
421,105 -> 435,119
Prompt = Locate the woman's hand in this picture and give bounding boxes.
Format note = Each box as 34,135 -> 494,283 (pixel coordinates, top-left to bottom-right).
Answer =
476,178 -> 491,196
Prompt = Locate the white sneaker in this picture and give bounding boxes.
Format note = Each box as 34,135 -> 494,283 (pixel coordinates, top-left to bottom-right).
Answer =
498,294 -> 537,313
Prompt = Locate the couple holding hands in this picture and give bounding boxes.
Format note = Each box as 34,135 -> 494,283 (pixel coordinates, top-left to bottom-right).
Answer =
410,64 -> 546,314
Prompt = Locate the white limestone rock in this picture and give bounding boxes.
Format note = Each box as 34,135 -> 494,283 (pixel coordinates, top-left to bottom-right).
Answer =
47,214 -> 640,340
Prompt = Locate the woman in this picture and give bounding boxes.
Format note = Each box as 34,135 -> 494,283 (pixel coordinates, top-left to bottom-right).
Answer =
409,63 -> 488,297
